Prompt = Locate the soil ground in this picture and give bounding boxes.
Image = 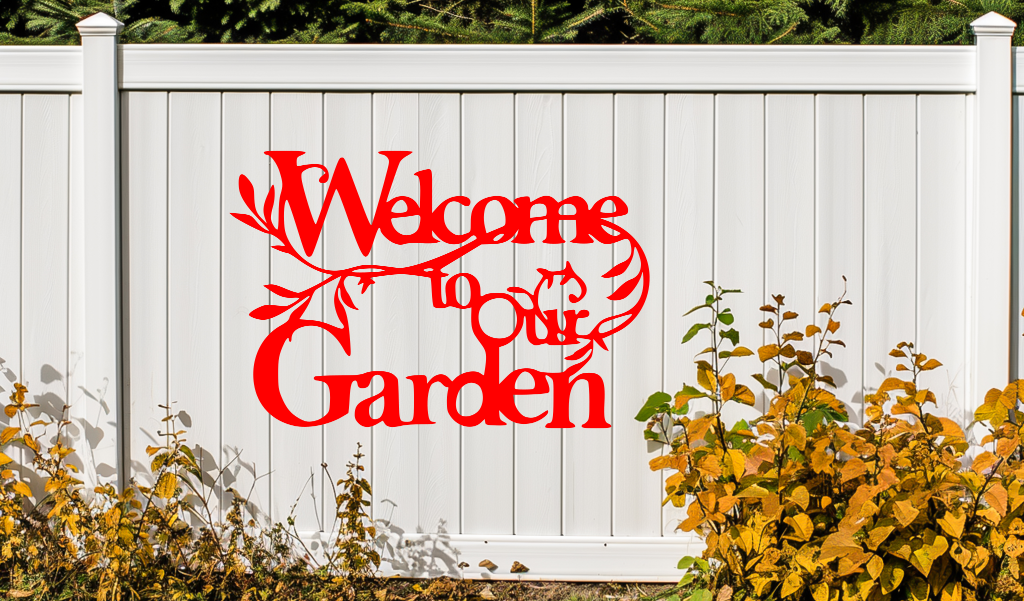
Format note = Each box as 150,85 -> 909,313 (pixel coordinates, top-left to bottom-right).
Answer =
382,578 -> 680,601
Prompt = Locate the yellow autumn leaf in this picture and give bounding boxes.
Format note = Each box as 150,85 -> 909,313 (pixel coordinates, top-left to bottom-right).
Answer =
720,373 -> 736,402
0,427 -> 19,445
727,449 -> 746,478
11,481 -> 31,498
155,472 -> 177,499
866,555 -> 884,580
840,457 -> 867,483
758,344 -> 780,362
23,434 -> 38,453
909,529 -> 948,577
866,524 -> 895,550
972,451 -> 998,474
733,384 -> 756,406
785,423 -> 807,451
0,452 -> 12,467
985,482 -> 1009,517
790,485 -> 810,510
781,573 -> 803,598
881,562 -> 905,595
697,368 -> 715,392
1005,536 -> 1024,558
735,484 -> 770,498
784,513 -> 813,542
949,541 -> 972,569
940,582 -> 962,601
937,510 -> 965,540
893,499 -> 920,528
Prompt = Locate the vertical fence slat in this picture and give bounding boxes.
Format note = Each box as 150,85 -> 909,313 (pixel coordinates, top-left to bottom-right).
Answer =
168,92 -> 222,518
663,93 -> 714,536
268,92 -> 324,530
612,93 -> 664,537
123,91 -> 168,484
864,95 -> 917,394
0,94 -> 21,458
765,94 -> 815,340
918,94 -> 968,424
68,93 -> 84,480
513,93 -> 563,536
322,93 -> 374,527
21,94 -> 69,495
562,93 -> 613,536
715,94 -> 765,419
815,94 -> 865,423
222,92 -> 271,520
371,92 -> 420,535
416,93 -> 462,537
461,93 -> 515,535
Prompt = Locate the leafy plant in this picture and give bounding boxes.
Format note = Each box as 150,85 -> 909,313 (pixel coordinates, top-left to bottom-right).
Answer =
640,280 -> 1024,601
0,380 -> 381,601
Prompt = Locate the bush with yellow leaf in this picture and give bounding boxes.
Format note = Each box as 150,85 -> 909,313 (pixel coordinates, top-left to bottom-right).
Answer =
638,282 -> 1024,601
0,383 -> 380,601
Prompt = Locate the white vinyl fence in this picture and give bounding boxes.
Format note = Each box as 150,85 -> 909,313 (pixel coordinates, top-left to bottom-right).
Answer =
0,10 -> 1022,581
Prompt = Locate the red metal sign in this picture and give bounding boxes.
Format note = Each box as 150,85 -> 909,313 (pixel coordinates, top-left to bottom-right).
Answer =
232,151 -> 649,428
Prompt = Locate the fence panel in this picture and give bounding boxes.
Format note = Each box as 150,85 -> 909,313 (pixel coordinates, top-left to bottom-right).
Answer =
1,21 -> 1021,579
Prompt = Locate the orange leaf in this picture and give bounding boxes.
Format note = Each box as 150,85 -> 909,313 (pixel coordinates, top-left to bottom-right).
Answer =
985,482 -> 1009,517
758,344 -> 780,362
720,373 -> 736,402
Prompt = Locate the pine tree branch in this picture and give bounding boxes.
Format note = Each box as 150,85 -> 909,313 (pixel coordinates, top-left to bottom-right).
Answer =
653,3 -> 740,18
767,20 -> 797,44
365,17 -> 469,38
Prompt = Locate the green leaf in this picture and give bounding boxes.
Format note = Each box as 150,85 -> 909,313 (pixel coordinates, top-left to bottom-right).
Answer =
719,328 -> 739,346
803,409 -> 825,435
635,391 -> 671,421
682,322 -> 711,343
752,373 -> 778,392
643,429 -> 661,441
718,311 -> 734,325
683,303 -> 712,317
678,385 -> 702,397
720,289 -> 742,294
823,406 -> 849,423
677,556 -> 696,570
688,590 -> 712,601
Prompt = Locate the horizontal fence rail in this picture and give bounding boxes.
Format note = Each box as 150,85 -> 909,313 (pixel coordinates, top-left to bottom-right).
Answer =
0,11 -> 1020,582
0,45 -> 981,93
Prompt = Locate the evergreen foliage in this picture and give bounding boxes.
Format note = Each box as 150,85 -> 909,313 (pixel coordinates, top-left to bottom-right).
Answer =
1,0 -> 195,43
1,0 -> 1024,47
346,0 -> 613,43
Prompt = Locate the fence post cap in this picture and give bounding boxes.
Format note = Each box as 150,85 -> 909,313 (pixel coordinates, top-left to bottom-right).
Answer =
76,12 -> 124,37
971,12 -> 1016,37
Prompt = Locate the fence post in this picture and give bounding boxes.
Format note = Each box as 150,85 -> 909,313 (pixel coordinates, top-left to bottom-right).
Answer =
75,13 -> 125,490
971,12 -> 1016,411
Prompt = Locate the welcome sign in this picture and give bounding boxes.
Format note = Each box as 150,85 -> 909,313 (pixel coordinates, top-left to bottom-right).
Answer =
233,150 -> 650,429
